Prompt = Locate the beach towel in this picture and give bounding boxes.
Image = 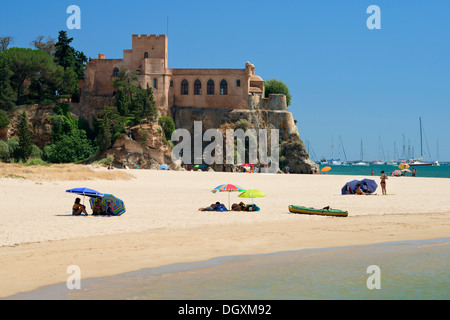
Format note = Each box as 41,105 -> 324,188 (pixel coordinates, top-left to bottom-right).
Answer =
215,204 -> 228,212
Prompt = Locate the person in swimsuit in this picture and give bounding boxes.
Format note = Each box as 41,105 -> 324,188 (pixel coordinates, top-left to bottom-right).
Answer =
92,198 -> 105,215
380,171 -> 388,195
356,183 -> 367,195
73,198 -> 88,216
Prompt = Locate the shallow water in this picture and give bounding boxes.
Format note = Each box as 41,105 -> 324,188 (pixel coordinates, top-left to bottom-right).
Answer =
7,238 -> 449,300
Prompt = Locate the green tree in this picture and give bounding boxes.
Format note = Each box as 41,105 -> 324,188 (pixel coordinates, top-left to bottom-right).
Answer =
114,86 -> 130,117
158,116 -> 175,141
95,111 -> 112,153
0,109 -> 9,128
0,140 -> 9,161
43,129 -> 95,163
0,54 -> 15,110
17,111 -> 33,161
264,79 -> 292,107
134,84 -> 157,123
41,103 -> 95,163
54,31 -> 76,70
95,106 -> 126,153
53,31 -> 87,101
1,48 -> 55,105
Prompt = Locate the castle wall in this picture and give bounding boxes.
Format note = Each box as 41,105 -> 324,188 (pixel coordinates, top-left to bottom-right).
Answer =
168,69 -> 249,110
81,35 -> 265,113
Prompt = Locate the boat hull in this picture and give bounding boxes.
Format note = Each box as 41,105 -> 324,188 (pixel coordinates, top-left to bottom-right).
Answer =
288,205 -> 348,217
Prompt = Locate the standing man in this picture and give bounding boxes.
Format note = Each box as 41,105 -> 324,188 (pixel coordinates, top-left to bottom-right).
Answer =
380,171 -> 388,195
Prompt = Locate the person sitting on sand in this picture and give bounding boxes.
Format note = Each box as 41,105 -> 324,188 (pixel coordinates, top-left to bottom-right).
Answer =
92,198 -> 105,216
355,183 -> 367,195
73,198 -> 88,216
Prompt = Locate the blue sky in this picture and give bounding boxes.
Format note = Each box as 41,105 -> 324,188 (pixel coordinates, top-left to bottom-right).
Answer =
1,0 -> 449,161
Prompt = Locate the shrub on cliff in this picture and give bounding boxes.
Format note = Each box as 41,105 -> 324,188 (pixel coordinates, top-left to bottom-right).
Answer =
158,116 -> 175,141
43,129 -> 95,163
43,102 -> 96,163
264,79 -> 292,107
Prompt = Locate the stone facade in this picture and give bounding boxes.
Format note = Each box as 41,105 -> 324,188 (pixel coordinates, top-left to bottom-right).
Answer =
82,34 -> 265,115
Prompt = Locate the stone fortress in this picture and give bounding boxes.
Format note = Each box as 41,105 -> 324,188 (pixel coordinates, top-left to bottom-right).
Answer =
76,34 -> 316,172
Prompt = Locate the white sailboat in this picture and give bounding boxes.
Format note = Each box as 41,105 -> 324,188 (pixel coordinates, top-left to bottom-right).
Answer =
433,139 -> 440,166
353,140 -> 369,166
387,142 -> 399,166
408,118 -> 433,167
373,137 -> 385,165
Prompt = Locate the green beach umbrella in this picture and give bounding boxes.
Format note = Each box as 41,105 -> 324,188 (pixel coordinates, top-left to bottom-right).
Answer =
238,189 -> 266,204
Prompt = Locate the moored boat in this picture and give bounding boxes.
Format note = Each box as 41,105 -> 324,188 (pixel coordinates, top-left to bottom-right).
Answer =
288,205 -> 348,217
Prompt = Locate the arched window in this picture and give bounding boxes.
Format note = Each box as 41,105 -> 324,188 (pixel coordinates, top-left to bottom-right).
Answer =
153,78 -> 157,89
181,80 -> 189,95
207,80 -> 215,95
113,68 -> 119,77
144,52 -> 149,59
236,79 -> 241,87
194,80 -> 202,95
220,80 -> 228,95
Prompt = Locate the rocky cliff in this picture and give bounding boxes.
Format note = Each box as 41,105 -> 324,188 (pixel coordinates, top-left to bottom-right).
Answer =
170,94 -> 318,173
1,93 -> 318,174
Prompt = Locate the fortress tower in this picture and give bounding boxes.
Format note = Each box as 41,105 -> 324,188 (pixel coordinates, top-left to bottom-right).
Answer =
81,34 -> 266,115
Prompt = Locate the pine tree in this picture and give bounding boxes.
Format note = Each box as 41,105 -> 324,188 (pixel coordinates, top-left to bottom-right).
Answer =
17,111 -> 33,161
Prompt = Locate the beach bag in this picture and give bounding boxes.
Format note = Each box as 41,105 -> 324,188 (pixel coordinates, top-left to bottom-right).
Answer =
248,205 -> 260,212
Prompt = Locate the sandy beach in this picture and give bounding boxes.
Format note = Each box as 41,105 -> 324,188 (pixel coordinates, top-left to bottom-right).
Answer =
1,164 -> 449,298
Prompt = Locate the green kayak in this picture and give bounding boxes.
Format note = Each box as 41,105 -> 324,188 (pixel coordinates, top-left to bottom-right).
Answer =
289,205 -> 348,217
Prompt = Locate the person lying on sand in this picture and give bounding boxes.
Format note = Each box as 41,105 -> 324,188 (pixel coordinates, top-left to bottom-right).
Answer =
73,198 -> 88,216
199,202 -> 228,212
231,202 -> 248,211
199,203 -> 219,211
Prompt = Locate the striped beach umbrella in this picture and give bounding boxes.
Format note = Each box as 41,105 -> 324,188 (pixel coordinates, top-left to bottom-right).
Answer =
66,187 -> 104,206
211,184 -> 246,210
89,194 -> 126,216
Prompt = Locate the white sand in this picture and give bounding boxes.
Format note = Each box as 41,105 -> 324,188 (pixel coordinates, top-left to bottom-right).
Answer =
1,168 -> 449,297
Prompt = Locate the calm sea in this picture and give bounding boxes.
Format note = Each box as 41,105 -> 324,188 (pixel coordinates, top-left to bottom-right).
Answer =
319,163 -> 450,179
7,238 -> 449,300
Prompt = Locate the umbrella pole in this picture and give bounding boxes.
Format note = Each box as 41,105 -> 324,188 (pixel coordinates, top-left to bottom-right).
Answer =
228,192 -> 231,210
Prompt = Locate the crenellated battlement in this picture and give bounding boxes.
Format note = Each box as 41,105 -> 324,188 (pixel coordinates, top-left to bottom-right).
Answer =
132,34 -> 167,40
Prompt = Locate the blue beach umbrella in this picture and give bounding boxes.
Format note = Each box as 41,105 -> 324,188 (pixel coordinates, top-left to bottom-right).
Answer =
66,187 -> 104,198
341,179 -> 378,195
160,164 -> 169,170
66,187 -> 104,205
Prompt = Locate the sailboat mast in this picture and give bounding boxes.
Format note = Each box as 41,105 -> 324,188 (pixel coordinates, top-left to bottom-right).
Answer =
360,140 -> 363,161
420,117 -> 423,158
339,136 -> 348,162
